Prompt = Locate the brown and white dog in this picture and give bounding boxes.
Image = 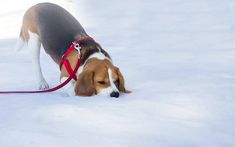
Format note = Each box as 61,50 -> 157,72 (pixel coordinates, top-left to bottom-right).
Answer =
16,3 -> 129,97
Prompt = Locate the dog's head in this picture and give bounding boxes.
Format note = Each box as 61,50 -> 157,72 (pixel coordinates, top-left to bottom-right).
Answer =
75,58 -> 129,98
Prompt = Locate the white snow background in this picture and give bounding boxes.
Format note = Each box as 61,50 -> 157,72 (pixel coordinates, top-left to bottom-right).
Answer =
0,0 -> 235,146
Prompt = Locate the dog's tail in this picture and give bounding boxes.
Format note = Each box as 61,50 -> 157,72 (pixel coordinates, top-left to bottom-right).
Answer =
15,29 -> 25,52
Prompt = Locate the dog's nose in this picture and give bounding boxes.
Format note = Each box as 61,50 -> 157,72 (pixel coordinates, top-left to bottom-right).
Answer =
110,91 -> 119,98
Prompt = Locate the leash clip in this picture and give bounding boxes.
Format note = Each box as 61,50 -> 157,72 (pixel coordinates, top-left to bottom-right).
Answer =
73,42 -> 81,59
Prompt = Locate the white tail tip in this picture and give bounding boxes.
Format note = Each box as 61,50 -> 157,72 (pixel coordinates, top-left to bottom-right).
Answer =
15,37 -> 25,52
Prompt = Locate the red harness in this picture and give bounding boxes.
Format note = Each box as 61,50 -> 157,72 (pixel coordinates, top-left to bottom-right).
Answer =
60,36 -> 95,81
0,36 -> 95,94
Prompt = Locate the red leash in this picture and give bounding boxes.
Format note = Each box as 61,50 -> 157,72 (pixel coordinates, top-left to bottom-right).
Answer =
0,36 -> 95,94
0,55 -> 80,94
0,76 -> 73,94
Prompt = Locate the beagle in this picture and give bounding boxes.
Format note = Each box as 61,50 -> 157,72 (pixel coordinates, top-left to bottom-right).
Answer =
16,3 -> 129,97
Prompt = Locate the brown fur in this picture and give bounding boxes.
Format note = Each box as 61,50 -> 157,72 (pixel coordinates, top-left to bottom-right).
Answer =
60,50 -> 78,79
75,69 -> 95,96
21,6 -> 39,42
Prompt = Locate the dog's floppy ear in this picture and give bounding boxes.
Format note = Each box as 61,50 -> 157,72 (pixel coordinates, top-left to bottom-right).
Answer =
75,70 -> 96,96
116,68 -> 131,93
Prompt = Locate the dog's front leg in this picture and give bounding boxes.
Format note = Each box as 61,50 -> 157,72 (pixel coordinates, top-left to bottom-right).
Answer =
60,77 -> 76,96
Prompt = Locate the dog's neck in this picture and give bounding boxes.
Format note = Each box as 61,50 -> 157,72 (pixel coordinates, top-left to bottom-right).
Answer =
79,40 -> 111,64
76,41 -> 112,76
60,39 -> 111,79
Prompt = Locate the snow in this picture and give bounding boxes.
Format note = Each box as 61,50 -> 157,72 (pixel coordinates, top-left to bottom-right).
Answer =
0,0 -> 235,146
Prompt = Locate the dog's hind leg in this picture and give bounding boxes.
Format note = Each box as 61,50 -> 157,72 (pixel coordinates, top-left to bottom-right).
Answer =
28,31 -> 49,90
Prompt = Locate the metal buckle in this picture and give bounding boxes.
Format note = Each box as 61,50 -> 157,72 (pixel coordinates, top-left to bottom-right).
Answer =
73,42 -> 81,59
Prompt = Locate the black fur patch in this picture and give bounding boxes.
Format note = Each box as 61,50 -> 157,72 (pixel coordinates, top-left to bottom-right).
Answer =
80,40 -> 111,65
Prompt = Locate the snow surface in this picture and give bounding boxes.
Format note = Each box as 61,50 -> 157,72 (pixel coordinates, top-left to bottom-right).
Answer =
0,0 -> 235,146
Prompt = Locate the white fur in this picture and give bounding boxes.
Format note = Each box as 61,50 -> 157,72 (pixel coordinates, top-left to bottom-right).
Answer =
28,31 -> 49,90
108,68 -> 119,92
98,68 -> 119,95
88,52 -> 112,61
15,36 -> 25,51
77,64 -> 84,77
98,87 -> 113,95
60,77 -> 76,96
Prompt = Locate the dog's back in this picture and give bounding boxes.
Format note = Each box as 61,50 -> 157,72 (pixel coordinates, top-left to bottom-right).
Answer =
19,3 -> 87,63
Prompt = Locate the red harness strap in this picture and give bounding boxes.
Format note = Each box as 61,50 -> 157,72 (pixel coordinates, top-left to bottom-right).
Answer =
60,36 -> 95,81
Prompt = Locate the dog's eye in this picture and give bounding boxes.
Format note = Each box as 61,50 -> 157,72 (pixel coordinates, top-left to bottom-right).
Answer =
114,79 -> 120,87
98,81 -> 105,85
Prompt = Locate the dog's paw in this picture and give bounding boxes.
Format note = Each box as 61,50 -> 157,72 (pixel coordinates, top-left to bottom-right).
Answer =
66,87 -> 76,97
38,80 -> 49,90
